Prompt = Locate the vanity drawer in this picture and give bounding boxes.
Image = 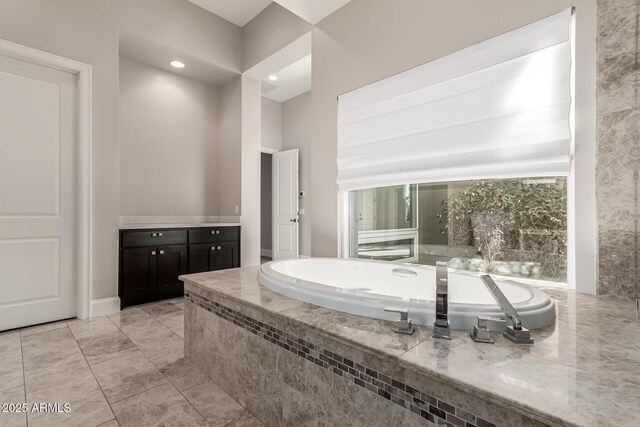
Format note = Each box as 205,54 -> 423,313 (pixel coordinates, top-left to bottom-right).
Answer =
189,227 -> 239,244
122,230 -> 188,248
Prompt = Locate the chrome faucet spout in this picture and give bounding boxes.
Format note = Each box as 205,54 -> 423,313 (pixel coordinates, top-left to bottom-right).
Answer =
433,261 -> 451,340
479,275 -> 534,344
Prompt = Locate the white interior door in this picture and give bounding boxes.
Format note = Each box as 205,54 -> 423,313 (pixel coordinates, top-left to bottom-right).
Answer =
272,149 -> 299,260
0,52 -> 78,331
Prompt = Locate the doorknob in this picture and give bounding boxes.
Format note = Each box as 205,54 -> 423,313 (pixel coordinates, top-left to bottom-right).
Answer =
289,218 -> 298,223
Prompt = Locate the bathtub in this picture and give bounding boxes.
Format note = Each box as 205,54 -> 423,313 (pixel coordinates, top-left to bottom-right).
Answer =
258,258 -> 556,330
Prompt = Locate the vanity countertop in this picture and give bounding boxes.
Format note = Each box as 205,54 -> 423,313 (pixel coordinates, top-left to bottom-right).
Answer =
119,223 -> 241,230
182,265 -> 640,427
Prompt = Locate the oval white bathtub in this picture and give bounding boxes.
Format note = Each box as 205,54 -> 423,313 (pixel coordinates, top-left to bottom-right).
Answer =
258,258 -> 556,331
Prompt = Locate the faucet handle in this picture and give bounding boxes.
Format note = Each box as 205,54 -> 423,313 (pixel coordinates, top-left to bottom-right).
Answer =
470,316 -> 505,344
470,316 -> 534,345
384,307 -> 414,335
477,316 -> 506,330
384,306 -> 408,317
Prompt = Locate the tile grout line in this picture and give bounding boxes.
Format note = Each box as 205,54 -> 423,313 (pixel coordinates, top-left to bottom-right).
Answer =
179,373 -> 265,427
143,302 -> 263,426
107,382 -> 169,407
177,337 -> 264,426
179,297 -> 267,425
21,323 -> 75,427
173,379 -> 212,426
19,331 -> 28,427
67,318 -> 118,427
141,305 -> 236,427
106,313 -> 172,405
11,301 -> 255,427
109,306 -> 210,425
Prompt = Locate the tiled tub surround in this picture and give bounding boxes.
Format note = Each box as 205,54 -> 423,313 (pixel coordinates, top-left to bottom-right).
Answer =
596,0 -> 640,300
183,266 -> 640,427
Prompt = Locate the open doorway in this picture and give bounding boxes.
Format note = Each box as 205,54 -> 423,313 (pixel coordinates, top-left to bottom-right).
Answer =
260,148 -> 300,262
260,152 -> 273,263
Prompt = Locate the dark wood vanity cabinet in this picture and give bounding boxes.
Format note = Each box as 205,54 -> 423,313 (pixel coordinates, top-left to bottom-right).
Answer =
156,245 -> 188,295
119,226 -> 240,308
189,241 -> 240,273
188,227 -> 240,274
121,247 -> 158,300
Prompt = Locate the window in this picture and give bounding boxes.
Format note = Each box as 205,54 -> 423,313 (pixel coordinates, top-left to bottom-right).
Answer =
348,178 -> 567,283
348,185 -> 418,262
337,9 -> 575,286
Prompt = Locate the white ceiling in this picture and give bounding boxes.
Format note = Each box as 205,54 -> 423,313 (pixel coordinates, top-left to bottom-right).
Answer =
274,0 -> 352,24
261,54 -> 311,102
187,0 -> 271,26
119,31 -> 239,86
187,0 -> 352,26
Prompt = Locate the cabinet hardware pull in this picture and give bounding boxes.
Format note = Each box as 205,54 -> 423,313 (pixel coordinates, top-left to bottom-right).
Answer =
217,246 -> 221,250
151,250 -> 156,255
158,233 -> 163,237
159,250 -> 164,255
210,230 -> 215,235
151,233 -> 157,237
216,230 -> 220,234
211,246 -> 215,251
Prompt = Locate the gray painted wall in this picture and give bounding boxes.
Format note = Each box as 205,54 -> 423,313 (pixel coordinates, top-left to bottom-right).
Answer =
0,0 -> 242,300
119,56 -> 220,215
261,97 -> 282,151
218,77 -> 242,216
242,2 -> 312,71
261,153 -> 273,253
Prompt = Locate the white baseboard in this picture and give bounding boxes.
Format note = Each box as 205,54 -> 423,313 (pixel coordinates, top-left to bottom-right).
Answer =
91,297 -> 120,317
300,254 -> 311,258
261,249 -> 272,257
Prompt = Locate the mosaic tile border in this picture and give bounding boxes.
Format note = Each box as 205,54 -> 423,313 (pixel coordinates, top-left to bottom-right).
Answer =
186,292 -> 499,427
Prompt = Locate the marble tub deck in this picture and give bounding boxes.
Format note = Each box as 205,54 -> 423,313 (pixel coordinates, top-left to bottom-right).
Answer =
183,266 -> 640,427
0,298 -> 262,427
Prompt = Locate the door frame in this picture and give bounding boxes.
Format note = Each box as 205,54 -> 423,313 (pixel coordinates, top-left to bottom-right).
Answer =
0,38 -> 93,319
260,147 -> 277,259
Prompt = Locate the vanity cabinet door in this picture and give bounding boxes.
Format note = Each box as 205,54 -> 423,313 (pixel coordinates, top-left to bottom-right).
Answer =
213,242 -> 240,271
122,247 -> 157,299
156,245 -> 187,295
189,243 -> 215,273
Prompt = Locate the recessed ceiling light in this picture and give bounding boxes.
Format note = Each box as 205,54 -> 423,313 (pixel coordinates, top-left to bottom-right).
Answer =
268,75 -> 278,81
170,60 -> 185,69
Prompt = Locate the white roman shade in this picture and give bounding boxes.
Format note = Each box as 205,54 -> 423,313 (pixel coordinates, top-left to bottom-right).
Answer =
337,9 -> 574,191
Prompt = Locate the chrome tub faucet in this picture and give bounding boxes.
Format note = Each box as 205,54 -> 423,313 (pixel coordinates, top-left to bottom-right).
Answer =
433,261 -> 451,340
384,307 -> 414,335
470,275 -> 534,345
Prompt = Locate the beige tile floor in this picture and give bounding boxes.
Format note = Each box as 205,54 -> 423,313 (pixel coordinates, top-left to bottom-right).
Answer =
0,298 -> 263,427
